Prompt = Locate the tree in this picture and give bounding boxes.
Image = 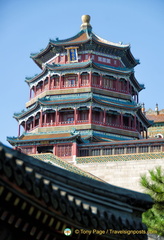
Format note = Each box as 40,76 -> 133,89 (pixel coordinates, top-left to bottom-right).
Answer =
140,166 -> 164,236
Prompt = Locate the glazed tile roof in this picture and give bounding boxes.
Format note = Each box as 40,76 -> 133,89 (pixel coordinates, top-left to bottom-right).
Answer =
77,152 -> 164,164
0,142 -> 153,239
32,153 -> 104,181
146,114 -> 164,123
46,60 -> 90,71
46,60 -> 133,75
7,132 -> 79,143
49,30 -> 129,48
31,26 -> 138,69
39,96 -> 89,105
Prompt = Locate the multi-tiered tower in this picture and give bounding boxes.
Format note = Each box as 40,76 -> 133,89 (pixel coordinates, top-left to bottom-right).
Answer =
8,15 -> 150,160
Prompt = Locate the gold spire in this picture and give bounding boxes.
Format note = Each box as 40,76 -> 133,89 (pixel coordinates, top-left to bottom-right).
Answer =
80,15 -> 92,30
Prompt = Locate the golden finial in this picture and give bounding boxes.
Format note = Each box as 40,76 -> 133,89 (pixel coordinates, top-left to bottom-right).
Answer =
81,15 -> 92,30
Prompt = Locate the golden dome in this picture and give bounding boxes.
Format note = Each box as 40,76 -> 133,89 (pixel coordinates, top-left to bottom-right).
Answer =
81,15 -> 91,24
80,15 -> 92,30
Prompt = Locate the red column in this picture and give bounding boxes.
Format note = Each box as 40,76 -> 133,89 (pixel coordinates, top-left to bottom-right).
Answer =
103,109 -> 106,125
59,75 -> 62,89
33,146 -> 37,154
72,142 -> 77,162
53,145 -> 56,155
142,129 -> 145,138
89,72 -> 92,87
34,86 -> 36,97
74,108 -> 77,124
48,75 -> 51,90
120,113 -> 123,128
78,73 -> 81,88
44,113 -> 47,126
100,74 -> 103,88
89,106 -> 92,123
40,110 -> 43,127
116,78 -> 119,91
52,78 -> 55,89
55,109 -> 59,125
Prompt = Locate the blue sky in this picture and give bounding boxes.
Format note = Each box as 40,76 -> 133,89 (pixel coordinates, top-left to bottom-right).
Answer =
0,0 -> 164,146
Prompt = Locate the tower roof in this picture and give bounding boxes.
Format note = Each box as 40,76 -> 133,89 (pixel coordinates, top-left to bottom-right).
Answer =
31,15 -> 139,69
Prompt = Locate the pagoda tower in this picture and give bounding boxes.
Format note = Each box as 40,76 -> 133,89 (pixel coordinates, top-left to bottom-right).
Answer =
7,15 -> 151,160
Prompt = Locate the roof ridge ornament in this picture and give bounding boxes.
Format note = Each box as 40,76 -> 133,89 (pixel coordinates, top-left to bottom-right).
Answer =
80,15 -> 92,31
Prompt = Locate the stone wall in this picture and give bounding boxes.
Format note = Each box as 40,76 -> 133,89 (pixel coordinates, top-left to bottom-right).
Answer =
77,158 -> 164,192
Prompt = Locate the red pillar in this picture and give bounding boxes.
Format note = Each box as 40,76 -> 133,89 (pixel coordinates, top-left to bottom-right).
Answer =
116,78 -> 119,91
100,111 -> 103,124
55,109 -> 59,125
100,74 -> 103,88
48,75 -> 51,90
89,106 -> 92,123
72,142 -> 77,162
74,108 -> 77,124
34,85 -> 36,97
120,113 -> 123,128
40,110 -> 43,127
53,145 -> 56,155
33,146 -> 37,154
89,72 -> 92,87
103,109 -> 106,125
59,75 -> 62,89
78,73 -> 80,88
44,113 -> 47,126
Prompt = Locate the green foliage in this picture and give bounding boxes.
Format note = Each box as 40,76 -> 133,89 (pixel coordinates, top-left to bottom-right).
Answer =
140,166 -> 164,236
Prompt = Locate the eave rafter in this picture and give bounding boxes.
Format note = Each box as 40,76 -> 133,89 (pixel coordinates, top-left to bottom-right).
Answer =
0,143 -> 152,240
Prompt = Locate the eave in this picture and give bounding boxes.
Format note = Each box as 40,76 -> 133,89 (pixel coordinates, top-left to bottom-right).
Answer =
7,132 -> 80,145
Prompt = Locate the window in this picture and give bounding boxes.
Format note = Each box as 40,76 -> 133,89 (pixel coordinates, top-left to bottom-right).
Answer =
114,60 -> 117,65
61,112 -> 74,122
79,149 -> 89,156
85,55 -> 88,60
98,56 -> 102,62
102,57 -> 106,63
57,144 -> 72,157
151,145 -> 161,152
79,111 -> 88,120
81,74 -> 89,85
107,59 -> 111,63
127,147 -> 136,154
91,55 -> 95,60
139,146 -> 148,153
103,148 -> 112,155
91,149 -> 101,156
21,147 -> 33,154
114,148 -> 124,155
